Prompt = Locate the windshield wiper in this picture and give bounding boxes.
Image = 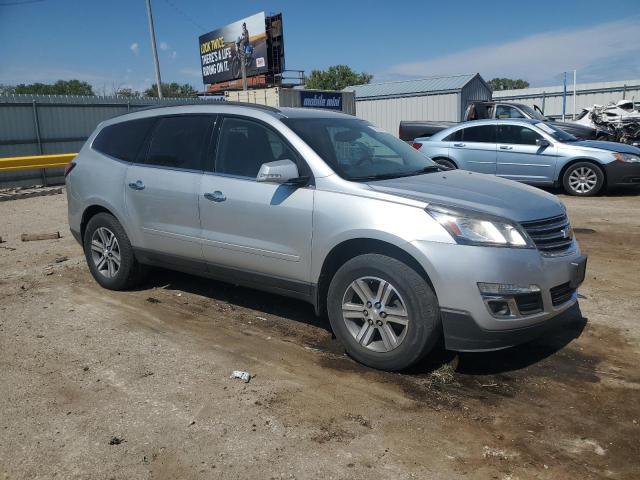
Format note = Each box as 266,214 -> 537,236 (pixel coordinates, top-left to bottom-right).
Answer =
350,165 -> 441,182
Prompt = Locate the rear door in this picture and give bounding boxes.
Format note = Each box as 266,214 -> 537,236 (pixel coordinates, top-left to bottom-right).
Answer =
448,124 -> 497,174
124,115 -> 213,261
496,123 -> 558,183
199,115 -> 314,287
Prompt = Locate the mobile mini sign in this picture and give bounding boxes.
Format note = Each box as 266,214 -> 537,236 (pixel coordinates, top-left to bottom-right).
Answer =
299,91 -> 343,110
199,12 -> 269,85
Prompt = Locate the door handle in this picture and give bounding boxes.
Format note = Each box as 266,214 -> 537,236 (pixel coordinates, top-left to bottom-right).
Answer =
204,191 -> 226,202
128,180 -> 145,190
499,145 -> 513,150
453,143 -> 466,147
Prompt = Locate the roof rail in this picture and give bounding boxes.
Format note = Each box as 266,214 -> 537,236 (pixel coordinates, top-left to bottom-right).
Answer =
133,100 -> 282,114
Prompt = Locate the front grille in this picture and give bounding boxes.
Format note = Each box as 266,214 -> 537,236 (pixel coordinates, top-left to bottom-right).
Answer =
521,214 -> 573,254
550,282 -> 575,306
514,292 -> 543,315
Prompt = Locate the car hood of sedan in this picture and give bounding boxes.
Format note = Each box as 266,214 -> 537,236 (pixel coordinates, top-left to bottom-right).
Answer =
571,140 -> 640,155
368,170 -> 565,223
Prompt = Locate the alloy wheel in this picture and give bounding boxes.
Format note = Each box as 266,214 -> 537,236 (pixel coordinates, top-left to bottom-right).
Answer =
341,276 -> 409,353
568,166 -> 598,194
90,227 -> 121,278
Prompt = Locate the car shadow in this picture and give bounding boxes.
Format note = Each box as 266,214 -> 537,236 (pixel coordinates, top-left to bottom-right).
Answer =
139,267 -> 331,333
138,268 -> 588,378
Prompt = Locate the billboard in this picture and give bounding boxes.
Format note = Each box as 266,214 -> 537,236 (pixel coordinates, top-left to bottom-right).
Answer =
199,12 -> 269,85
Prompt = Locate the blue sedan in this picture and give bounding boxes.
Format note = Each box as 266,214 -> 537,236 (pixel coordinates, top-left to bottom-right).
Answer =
413,119 -> 640,196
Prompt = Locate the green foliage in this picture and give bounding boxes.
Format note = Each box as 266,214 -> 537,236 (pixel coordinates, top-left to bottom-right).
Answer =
13,79 -> 95,95
488,78 -> 530,91
305,65 -> 373,91
115,88 -> 141,98
0,84 -> 16,95
144,82 -> 198,98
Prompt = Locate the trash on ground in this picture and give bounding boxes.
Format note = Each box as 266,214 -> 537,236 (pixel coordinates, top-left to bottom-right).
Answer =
21,232 -> 61,242
146,297 -> 161,304
109,436 -> 124,445
54,256 -> 68,263
230,370 -> 252,383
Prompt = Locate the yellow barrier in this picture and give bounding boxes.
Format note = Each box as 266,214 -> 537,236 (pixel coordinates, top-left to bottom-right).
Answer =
0,153 -> 77,172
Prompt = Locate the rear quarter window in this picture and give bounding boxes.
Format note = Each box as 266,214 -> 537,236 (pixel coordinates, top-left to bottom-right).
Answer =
92,117 -> 156,162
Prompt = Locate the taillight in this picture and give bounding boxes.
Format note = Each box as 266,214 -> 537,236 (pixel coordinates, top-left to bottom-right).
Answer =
411,142 -> 421,150
64,161 -> 76,177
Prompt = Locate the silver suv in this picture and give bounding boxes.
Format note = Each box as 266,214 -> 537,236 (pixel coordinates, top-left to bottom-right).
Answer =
66,104 -> 587,371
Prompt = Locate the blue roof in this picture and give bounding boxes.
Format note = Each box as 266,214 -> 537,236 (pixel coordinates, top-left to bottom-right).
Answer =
345,73 -> 478,99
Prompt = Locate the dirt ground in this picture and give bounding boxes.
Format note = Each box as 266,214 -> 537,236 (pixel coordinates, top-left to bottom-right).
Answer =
0,189 -> 639,480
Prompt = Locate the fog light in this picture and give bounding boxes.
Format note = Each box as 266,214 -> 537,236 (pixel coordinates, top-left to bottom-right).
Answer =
487,300 -> 511,316
478,283 -> 541,295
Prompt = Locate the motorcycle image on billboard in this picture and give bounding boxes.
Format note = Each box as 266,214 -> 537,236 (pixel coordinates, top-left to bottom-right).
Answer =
199,12 -> 269,85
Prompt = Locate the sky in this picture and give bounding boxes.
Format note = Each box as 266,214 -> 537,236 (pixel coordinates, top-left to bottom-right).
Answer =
0,0 -> 639,94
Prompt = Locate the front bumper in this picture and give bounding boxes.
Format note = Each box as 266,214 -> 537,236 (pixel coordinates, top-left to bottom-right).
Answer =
440,303 -> 582,351
408,240 -> 585,350
604,161 -> 640,186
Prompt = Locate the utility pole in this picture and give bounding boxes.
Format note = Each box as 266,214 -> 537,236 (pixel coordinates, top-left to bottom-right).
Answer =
241,52 -> 248,91
572,70 -> 577,120
562,72 -> 567,122
145,0 -> 163,98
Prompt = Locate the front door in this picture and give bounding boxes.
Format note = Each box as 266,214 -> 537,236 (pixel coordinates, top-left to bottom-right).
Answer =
496,124 -> 557,183
124,115 -> 213,260
199,116 -> 314,288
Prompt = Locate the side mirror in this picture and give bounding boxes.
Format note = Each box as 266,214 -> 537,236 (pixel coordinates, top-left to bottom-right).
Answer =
256,159 -> 301,184
536,138 -> 551,147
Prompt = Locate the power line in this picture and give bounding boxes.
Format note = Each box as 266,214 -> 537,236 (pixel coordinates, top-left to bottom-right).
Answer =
159,0 -> 206,31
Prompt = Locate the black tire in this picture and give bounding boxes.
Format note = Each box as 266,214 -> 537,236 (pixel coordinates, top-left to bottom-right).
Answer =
83,212 -> 146,290
327,254 -> 440,371
434,158 -> 457,170
562,162 -> 604,196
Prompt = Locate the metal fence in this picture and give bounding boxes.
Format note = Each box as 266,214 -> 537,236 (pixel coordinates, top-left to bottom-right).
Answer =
0,94 -> 221,188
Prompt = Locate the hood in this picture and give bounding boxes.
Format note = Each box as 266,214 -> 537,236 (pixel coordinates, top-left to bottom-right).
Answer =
552,120 -> 595,134
368,170 -> 564,222
572,140 -> 640,154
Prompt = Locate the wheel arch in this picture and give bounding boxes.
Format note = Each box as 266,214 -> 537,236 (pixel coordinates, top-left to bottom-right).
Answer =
432,156 -> 458,168
80,202 -> 133,244
315,238 -> 436,317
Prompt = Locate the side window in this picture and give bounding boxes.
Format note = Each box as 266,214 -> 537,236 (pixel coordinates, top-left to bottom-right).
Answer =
496,105 -> 525,119
497,125 -> 542,145
145,116 -> 211,170
461,125 -> 496,143
92,118 -> 156,162
216,117 -> 301,178
443,129 -> 463,142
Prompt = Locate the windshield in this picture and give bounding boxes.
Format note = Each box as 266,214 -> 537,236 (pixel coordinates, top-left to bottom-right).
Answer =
534,122 -> 578,142
282,117 -> 438,181
518,104 -> 547,121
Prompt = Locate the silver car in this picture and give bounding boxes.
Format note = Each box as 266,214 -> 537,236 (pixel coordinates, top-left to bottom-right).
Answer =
66,104 -> 587,371
413,119 -> 640,196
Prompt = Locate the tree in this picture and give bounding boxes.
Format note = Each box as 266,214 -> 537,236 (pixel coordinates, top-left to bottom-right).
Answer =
13,79 -> 95,95
144,82 -> 197,98
305,65 -> 373,91
115,87 -> 141,98
488,78 -> 530,91
0,84 -> 15,95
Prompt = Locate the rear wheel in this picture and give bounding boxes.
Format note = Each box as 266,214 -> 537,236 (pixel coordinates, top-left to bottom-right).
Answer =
562,162 -> 604,196
83,213 -> 146,290
434,158 -> 456,170
327,254 -> 440,371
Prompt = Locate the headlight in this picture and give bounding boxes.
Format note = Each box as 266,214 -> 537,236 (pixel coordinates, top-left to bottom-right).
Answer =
614,153 -> 640,163
426,205 -> 534,248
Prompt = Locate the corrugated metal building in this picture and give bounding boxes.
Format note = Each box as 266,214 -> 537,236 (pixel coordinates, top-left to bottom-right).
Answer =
493,79 -> 640,119
345,73 -> 491,135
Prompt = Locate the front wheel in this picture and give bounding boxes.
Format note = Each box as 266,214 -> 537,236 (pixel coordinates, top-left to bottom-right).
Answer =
327,254 -> 440,371
562,162 -> 604,196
